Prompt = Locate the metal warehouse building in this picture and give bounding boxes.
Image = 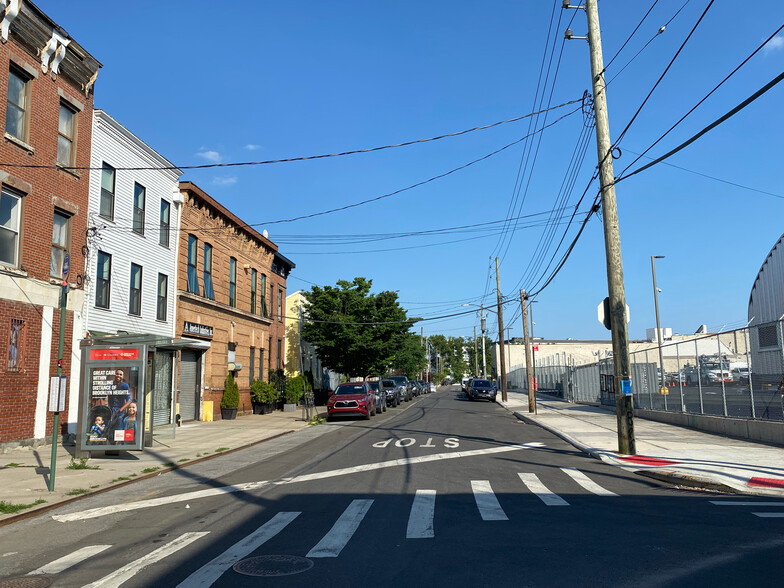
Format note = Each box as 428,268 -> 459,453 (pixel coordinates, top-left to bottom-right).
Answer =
748,233 -> 784,386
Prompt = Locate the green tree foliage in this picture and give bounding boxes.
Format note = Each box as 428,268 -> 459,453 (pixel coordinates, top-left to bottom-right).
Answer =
251,379 -> 278,404
428,334 -> 469,380
284,374 -> 310,404
465,335 -> 493,377
302,277 -> 415,378
391,332 -> 428,378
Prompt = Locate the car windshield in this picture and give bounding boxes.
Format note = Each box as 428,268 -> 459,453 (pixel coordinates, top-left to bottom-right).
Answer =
472,380 -> 492,388
335,384 -> 366,395
382,380 -> 395,387
368,382 -> 379,390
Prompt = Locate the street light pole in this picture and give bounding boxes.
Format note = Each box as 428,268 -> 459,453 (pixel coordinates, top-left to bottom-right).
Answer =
651,255 -> 666,393
473,326 -> 478,376
480,305 -> 487,378
495,257 -> 508,402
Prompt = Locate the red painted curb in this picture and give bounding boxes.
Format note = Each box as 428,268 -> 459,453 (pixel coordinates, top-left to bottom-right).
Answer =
618,455 -> 680,466
748,477 -> 784,489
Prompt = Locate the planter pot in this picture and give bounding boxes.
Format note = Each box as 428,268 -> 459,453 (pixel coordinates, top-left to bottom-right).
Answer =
283,403 -> 297,412
252,404 -> 264,415
220,407 -> 238,420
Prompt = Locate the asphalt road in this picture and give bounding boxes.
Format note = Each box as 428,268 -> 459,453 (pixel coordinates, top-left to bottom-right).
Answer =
1,386 -> 783,588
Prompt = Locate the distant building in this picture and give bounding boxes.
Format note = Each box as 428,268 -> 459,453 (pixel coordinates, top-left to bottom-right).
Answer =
0,2 -> 101,448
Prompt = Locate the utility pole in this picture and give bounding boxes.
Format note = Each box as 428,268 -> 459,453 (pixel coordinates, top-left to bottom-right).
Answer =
473,326 -> 478,376
495,257 -> 507,402
521,290 -> 536,413
566,0 -> 636,454
651,256 -> 666,395
480,305 -> 487,378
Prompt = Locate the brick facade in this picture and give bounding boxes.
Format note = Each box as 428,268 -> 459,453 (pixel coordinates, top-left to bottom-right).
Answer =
176,182 -> 293,418
0,4 -> 100,446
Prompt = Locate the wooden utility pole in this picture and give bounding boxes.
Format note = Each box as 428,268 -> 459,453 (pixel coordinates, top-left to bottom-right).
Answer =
521,290 -> 536,413
577,0 -> 636,454
473,326 -> 478,376
495,257 -> 507,402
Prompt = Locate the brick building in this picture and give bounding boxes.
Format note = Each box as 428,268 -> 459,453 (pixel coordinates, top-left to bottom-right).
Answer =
176,182 -> 294,419
0,2 -> 100,447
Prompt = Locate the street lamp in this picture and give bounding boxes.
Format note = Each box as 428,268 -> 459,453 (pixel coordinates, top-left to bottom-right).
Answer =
651,256 -> 666,394
463,303 -> 494,378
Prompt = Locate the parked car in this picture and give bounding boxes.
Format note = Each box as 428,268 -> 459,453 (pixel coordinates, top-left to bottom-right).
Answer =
418,380 -> 430,394
380,379 -> 400,407
731,367 -> 750,385
387,376 -> 412,402
467,378 -> 497,402
327,382 -> 376,420
368,381 -> 387,414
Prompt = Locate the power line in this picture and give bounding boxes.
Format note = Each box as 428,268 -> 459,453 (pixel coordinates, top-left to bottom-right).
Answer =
0,99 -> 583,173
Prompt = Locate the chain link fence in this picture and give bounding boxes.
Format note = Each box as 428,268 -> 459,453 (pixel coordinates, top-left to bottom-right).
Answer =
507,321 -> 784,422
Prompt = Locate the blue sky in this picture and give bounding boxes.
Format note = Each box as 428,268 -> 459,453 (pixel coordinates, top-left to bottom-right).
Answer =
43,1 -> 784,342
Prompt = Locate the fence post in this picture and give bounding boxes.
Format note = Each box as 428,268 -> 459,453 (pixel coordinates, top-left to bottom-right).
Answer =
676,343 -> 684,413
718,335 -> 728,417
696,339 -> 704,414
745,327 -> 756,419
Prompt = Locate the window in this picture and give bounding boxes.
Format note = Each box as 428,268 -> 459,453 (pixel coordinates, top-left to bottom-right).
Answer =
270,284 -> 275,321
100,163 -> 115,219
50,209 -> 70,278
6,65 -> 30,141
159,200 -> 170,247
203,243 -> 214,299
95,251 -> 111,309
0,186 -> 21,267
276,339 -> 282,371
132,183 -> 146,235
259,348 -> 264,380
277,287 -> 283,321
251,269 -> 257,314
229,257 -> 237,307
157,273 -> 168,321
260,274 -> 268,317
57,101 -> 77,167
7,318 -> 25,372
187,235 -> 199,294
249,347 -> 255,387
129,263 -> 142,316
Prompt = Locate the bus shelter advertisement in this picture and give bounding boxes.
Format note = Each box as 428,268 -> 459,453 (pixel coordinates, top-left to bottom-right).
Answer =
80,346 -> 146,451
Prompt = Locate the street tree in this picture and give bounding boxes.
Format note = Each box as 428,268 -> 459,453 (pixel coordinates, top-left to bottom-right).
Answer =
391,332 -> 428,378
301,277 -> 414,378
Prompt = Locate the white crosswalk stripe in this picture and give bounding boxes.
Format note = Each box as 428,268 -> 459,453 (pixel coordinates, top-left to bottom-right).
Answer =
407,489 -> 437,538
471,480 -> 508,520
560,467 -> 618,496
177,512 -> 300,588
307,499 -> 374,557
518,473 -> 569,506
710,500 -> 784,519
753,513 -> 784,518
28,545 -> 112,575
83,532 -> 209,588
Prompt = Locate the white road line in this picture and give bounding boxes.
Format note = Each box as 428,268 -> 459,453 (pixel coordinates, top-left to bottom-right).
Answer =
471,480 -> 508,521
54,442 -> 544,523
176,512 -> 300,588
710,501 -> 784,506
560,468 -> 618,496
83,532 -> 208,588
28,545 -> 111,575
407,490 -> 437,539
307,499 -> 374,558
518,473 -> 569,506
753,513 -> 784,518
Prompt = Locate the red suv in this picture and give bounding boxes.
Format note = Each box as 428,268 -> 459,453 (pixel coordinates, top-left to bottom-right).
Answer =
327,382 -> 376,420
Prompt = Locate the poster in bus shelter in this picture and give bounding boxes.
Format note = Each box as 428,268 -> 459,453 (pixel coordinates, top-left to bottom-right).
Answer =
80,346 -> 145,451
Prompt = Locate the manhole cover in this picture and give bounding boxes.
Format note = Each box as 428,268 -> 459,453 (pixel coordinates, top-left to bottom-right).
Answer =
0,577 -> 53,588
232,555 -> 314,577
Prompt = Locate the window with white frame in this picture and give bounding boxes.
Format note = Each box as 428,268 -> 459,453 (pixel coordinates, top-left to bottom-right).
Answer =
132,183 -> 145,235
159,199 -> 170,247
50,209 -> 70,278
157,273 -> 168,321
187,235 -> 199,294
57,101 -> 77,167
129,263 -> 142,316
203,242 -> 214,299
0,186 -> 22,267
229,257 -> 237,307
95,251 -> 111,309
100,162 -> 115,220
251,268 -> 257,314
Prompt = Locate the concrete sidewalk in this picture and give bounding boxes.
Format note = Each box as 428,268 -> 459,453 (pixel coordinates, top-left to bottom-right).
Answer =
498,390 -> 784,497
0,408 -> 314,526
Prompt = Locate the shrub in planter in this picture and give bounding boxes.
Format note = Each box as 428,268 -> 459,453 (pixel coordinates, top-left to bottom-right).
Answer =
284,375 -> 309,406
251,379 -> 279,413
221,372 -> 240,419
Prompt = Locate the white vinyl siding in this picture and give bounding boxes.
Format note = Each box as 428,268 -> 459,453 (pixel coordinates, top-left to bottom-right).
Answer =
86,110 -> 182,338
